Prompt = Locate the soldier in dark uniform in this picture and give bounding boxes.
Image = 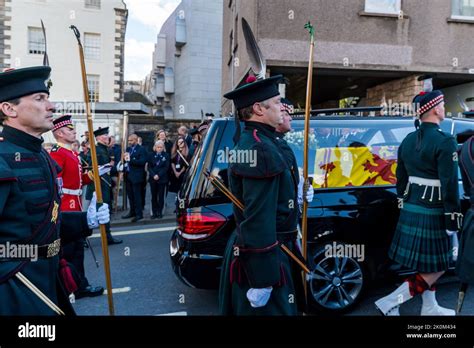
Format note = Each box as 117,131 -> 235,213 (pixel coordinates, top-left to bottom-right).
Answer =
219,75 -> 302,315
456,130 -> 474,284
0,66 -> 109,315
275,97 -> 314,312
86,127 -> 122,245
375,90 -> 462,316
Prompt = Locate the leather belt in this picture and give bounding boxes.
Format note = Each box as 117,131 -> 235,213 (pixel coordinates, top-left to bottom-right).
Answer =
62,188 -> 82,196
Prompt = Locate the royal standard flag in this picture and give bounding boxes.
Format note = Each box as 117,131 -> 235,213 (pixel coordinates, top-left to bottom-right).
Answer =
313,146 -> 398,188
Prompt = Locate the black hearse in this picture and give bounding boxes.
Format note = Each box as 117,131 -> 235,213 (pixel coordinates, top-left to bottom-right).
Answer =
170,107 -> 472,313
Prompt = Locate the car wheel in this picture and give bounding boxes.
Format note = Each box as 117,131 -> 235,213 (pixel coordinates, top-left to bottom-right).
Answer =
307,242 -> 367,314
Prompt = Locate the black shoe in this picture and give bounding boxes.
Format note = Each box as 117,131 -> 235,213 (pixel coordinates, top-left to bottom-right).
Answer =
150,214 -> 158,220
122,213 -> 135,219
107,237 -> 123,245
131,216 -> 143,223
157,214 -> 163,219
74,285 -> 104,299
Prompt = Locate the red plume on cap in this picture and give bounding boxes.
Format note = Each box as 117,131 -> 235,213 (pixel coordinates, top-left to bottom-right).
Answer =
246,75 -> 257,84
419,91 -> 427,96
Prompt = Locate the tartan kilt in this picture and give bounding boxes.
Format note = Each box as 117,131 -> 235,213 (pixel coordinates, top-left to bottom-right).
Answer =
456,208 -> 474,283
389,201 -> 450,273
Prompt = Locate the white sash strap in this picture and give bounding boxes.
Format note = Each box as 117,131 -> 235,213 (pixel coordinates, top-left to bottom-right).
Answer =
408,176 -> 441,187
62,188 -> 82,196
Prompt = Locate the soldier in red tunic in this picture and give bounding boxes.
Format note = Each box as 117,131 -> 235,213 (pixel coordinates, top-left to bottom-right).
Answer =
50,115 -> 104,299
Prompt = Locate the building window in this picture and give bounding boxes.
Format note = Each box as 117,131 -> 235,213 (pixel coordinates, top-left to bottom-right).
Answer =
233,15 -> 238,53
452,0 -> 474,18
85,0 -> 100,9
87,75 -> 100,102
28,27 -> 45,55
228,30 -> 233,65
84,33 -> 101,60
365,0 -> 401,14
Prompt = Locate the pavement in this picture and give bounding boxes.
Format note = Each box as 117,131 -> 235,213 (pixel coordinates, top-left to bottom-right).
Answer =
73,221 -> 474,316
73,222 -> 219,316
108,186 -> 178,228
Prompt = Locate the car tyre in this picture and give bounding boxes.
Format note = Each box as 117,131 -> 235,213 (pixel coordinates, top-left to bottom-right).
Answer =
306,242 -> 367,314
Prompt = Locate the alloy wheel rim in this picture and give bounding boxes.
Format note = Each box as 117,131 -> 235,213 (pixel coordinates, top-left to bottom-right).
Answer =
308,255 -> 363,310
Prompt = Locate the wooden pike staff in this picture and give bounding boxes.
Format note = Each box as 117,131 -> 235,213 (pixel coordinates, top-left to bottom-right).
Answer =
302,22 -> 316,299
70,25 -> 115,315
115,111 -> 129,212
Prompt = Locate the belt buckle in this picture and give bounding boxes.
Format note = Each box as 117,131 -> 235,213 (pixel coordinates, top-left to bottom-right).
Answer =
47,239 -> 61,258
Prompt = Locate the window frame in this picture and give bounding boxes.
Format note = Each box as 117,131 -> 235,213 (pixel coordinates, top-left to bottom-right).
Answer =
84,32 -> 101,61
86,74 -> 100,103
451,0 -> 474,20
364,0 -> 401,15
85,0 -> 101,10
27,27 -> 45,55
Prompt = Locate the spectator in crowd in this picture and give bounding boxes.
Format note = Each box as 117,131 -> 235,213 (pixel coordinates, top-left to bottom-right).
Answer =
109,136 -> 122,207
156,129 -> 173,154
148,140 -> 170,219
121,134 -> 147,222
188,128 -> 201,158
79,141 -> 89,168
178,125 -> 192,148
136,136 -> 148,211
169,136 -> 190,194
71,139 -> 80,154
81,130 -> 89,143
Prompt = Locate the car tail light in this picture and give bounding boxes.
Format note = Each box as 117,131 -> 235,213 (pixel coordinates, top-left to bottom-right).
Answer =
178,211 -> 227,241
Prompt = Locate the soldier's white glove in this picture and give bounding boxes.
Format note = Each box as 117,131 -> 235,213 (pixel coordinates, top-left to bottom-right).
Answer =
246,287 -> 272,308
298,176 -> 314,205
87,193 -> 110,229
96,203 -> 110,225
116,161 -> 124,172
98,164 -> 112,176
99,164 -> 112,176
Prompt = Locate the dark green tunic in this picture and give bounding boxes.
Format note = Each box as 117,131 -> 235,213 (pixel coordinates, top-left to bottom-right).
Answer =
0,126 -> 92,315
275,131 -> 306,310
389,122 -> 461,273
276,131 -> 300,188
219,122 -> 299,315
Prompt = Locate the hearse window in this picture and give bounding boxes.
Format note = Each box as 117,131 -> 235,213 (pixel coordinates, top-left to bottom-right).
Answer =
286,119 -> 414,189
